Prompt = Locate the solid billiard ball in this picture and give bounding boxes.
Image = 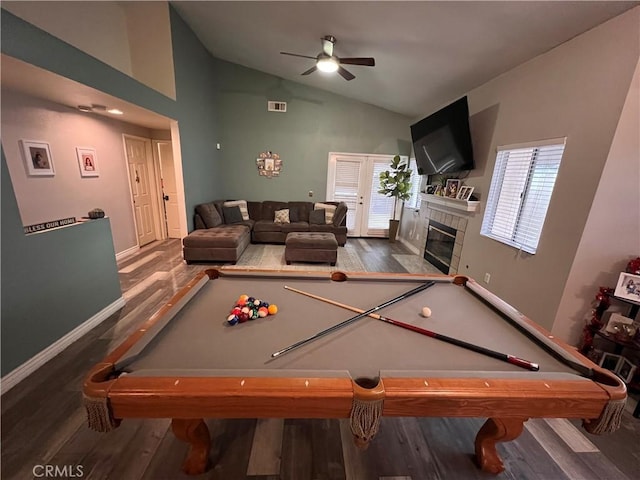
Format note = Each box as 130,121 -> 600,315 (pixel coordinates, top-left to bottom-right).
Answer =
268,304 -> 278,315
421,307 -> 432,318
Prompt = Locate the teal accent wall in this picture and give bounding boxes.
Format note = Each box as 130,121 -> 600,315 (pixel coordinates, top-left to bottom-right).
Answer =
214,59 -> 413,201
169,7 -> 224,213
1,149 -> 122,375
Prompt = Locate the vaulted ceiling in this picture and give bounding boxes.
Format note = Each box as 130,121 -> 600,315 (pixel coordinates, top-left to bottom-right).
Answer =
172,1 -> 638,118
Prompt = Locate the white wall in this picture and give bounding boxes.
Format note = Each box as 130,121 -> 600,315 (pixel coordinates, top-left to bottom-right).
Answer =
3,1 -> 176,99
553,59 -> 640,344
458,7 -> 639,334
1,89 -> 164,254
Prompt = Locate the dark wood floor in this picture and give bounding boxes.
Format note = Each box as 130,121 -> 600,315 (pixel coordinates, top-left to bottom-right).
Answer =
2,238 -> 639,479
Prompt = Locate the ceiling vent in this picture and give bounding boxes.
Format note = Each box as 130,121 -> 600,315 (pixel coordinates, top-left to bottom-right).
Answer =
267,101 -> 287,112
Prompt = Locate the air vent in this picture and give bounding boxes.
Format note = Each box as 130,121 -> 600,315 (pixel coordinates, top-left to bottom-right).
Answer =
267,101 -> 287,112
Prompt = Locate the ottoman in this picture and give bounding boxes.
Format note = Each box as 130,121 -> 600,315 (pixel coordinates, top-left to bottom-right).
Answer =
183,225 -> 250,264
285,232 -> 338,266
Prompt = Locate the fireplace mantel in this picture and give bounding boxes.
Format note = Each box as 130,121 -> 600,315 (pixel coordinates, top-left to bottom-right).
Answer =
419,193 -> 480,213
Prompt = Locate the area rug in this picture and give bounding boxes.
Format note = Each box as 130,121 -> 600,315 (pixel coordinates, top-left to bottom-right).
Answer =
225,243 -> 367,272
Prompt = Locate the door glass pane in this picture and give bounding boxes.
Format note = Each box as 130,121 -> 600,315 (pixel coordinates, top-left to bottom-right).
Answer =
334,159 -> 361,232
367,161 -> 394,234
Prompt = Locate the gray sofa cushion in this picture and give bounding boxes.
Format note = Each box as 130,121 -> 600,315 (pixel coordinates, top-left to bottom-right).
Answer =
195,202 -> 223,228
253,220 -> 283,232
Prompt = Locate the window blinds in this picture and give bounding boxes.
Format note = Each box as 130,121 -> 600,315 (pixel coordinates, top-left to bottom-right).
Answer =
367,160 -> 395,232
406,158 -> 421,209
334,160 -> 361,231
481,140 -> 565,254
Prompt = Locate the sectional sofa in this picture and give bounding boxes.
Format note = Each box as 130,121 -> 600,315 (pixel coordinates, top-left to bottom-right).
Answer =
183,200 -> 348,263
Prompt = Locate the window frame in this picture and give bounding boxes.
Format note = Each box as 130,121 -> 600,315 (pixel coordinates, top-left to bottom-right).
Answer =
480,138 -> 566,254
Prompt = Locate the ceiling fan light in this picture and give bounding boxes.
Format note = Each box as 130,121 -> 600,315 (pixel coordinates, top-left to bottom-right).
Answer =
317,57 -> 339,73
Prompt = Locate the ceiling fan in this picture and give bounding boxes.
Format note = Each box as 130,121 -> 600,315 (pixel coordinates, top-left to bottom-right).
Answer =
280,35 -> 375,81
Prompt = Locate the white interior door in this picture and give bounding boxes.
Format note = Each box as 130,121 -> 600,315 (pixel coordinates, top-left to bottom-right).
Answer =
327,153 -> 400,237
124,136 -> 158,247
156,141 -> 181,238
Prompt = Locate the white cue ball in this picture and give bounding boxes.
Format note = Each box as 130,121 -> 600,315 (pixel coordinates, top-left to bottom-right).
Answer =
421,306 -> 432,318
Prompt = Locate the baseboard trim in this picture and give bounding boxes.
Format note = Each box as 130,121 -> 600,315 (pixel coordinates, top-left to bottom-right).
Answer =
116,245 -> 139,262
398,237 -> 420,255
0,296 -> 126,394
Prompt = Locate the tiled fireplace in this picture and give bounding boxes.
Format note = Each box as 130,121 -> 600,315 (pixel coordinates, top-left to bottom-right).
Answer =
416,193 -> 478,275
423,208 -> 467,274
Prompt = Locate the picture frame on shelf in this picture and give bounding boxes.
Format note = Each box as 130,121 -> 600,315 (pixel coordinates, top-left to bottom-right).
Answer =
76,147 -> 99,177
599,352 -> 622,372
457,185 -> 474,201
21,139 -> 55,176
445,179 -> 461,198
614,272 -> 640,303
616,357 -> 637,384
604,312 -> 634,334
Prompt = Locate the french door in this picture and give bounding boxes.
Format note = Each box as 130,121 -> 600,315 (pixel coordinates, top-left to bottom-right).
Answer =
327,153 -> 406,237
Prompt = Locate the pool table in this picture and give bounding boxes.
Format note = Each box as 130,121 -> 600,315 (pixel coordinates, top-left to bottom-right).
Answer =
83,268 -> 626,475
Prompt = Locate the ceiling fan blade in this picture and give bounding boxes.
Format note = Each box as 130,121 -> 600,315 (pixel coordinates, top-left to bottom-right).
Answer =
301,65 -> 318,76
280,52 -> 316,60
337,66 -> 355,81
339,57 -> 375,67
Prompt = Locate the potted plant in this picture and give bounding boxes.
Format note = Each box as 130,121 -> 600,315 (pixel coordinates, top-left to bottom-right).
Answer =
378,155 -> 412,242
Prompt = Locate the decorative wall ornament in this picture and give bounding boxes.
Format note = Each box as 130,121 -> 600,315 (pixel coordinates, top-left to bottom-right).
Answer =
256,151 -> 282,178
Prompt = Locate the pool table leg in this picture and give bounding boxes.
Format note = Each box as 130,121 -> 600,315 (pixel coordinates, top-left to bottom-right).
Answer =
475,417 -> 527,474
171,418 -> 211,475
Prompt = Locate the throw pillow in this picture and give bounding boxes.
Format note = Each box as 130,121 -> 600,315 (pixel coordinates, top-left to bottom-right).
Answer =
223,200 -> 249,220
195,203 -> 223,228
309,209 -> 326,225
314,202 -> 336,224
223,206 -> 243,224
274,209 -> 290,224
289,208 -> 299,223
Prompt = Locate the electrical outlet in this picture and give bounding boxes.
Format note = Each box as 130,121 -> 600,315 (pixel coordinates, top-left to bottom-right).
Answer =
484,273 -> 491,284
216,143 -> 221,150
308,191 -> 313,197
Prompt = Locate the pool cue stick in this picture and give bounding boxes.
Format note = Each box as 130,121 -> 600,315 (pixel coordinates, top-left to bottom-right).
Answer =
271,281 -> 436,358
284,285 -> 540,372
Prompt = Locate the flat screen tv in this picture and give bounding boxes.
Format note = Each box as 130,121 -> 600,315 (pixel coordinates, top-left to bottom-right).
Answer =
411,96 -> 475,176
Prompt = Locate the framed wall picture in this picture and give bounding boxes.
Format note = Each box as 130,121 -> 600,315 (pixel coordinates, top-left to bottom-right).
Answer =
613,272 -> 640,303
445,179 -> 461,198
76,147 -> 99,177
21,139 -> 55,176
599,352 -> 622,372
616,357 -> 637,383
457,185 -> 474,201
